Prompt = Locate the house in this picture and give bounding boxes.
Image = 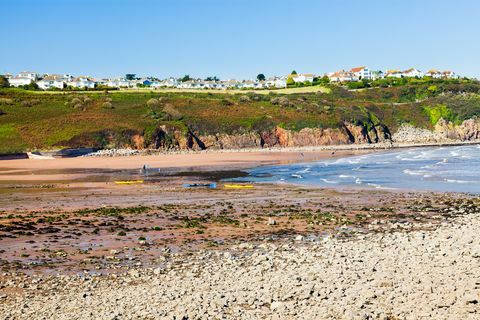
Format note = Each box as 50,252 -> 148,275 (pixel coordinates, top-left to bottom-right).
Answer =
424,69 -> 443,78
402,68 -> 423,78
291,73 -> 315,83
385,70 -> 403,78
68,76 -> 96,88
327,70 -> 358,82
266,77 -> 287,88
8,76 -> 33,87
7,71 -> 39,87
17,71 -> 39,81
238,80 -> 256,89
157,77 -> 179,88
350,66 -> 372,80
104,78 -> 130,88
442,70 -> 458,79
36,74 -> 66,90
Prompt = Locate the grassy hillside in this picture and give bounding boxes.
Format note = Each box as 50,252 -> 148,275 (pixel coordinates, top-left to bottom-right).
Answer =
0,79 -> 480,153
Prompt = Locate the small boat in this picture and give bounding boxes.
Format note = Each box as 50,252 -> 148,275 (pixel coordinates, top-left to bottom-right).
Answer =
224,184 -> 254,189
114,180 -> 144,185
183,183 -> 217,189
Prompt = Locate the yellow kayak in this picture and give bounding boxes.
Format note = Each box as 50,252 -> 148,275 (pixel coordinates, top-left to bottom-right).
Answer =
114,180 -> 144,185
224,184 -> 254,189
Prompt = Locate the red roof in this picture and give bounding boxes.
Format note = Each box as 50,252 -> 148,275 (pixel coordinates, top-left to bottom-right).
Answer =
350,66 -> 366,73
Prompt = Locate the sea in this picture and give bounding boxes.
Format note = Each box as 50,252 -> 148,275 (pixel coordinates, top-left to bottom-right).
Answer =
240,145 -> 480,193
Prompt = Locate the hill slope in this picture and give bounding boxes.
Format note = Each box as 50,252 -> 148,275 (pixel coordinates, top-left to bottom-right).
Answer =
1,80 -> 480,154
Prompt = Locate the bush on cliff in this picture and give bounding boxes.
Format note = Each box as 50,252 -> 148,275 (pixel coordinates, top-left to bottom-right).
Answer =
163,104 -> 183,121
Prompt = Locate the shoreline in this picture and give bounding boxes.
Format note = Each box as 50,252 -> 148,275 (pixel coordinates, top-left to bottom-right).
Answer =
0,140 -> 478,182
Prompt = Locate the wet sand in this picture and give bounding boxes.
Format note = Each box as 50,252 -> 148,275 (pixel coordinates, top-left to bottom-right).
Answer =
0,149 -> 368,181
1,149 -> 480,318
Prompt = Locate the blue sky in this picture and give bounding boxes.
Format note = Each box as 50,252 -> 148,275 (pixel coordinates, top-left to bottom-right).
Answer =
2,0 -> 480,79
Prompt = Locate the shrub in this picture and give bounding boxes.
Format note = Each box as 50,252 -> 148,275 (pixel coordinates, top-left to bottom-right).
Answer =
221,98 -> 235,106
163,104 -> 183,120
270,96 -> 292,107
71,97 -> 82,105
83,96 -> 92,104
0,98 -> 13,105
102,102 -> 113,109
147,98 -> 160,107
239,95 -> 251,103
0,109 -> 5,115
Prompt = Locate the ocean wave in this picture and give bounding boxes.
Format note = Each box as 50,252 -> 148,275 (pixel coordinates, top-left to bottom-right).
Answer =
444,179 -> 471,184
291,174 -> 303,179
403,169 -> 425,176
321,179 -> 338,184
339,174 -> 355,179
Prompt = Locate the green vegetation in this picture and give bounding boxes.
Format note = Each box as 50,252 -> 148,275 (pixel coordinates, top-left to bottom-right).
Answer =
0,78 -> 479,154
424,104 -> 456,125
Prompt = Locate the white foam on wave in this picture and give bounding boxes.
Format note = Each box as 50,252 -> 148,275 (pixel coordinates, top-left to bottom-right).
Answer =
444,178 -> 471,184
367,183 -> 382,188
355,178 -> 362,184
339,174 -> 355,179
296,167 -> 311,174
403,169 -> 425,176
291,174 -> 303,179
320,178 -> 338,184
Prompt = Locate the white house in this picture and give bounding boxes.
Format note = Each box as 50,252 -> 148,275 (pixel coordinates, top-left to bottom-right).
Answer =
266,77 -> 287,88
424,69 -> 443,79
7,71 -> 39,87
8,76 -> 33,87
158,77 -> 179,88
402,68 -> 423,78
17,71 -> 39,81
291,73 -> 315,83
350,66 -> 372,80
68,76 -> 96,89
36,75 -> 66,90
442,70 -> 458,79
328,70 -> 358,82
385,70 -> 403,78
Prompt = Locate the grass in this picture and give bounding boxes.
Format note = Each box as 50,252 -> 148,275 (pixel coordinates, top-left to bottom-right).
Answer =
1,80 -> 480,154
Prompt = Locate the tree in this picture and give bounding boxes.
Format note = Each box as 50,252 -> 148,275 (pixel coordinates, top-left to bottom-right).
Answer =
291,70 -> 298,75
181,74 -> 191,82
257,74 -> 266,81
125,74 -> 136,80
286,77 -> 295,86
205,76 -> 219,81
0,75 -> 9,88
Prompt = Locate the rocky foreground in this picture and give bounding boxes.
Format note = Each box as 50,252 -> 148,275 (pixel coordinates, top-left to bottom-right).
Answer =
1,212 -> 479,320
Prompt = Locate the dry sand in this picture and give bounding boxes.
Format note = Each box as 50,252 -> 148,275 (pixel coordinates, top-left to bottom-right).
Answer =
0,149 -> 367,181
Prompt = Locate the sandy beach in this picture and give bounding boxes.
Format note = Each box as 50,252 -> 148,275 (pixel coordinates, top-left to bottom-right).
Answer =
0,148 -> 369,181
0,147 -> 479,319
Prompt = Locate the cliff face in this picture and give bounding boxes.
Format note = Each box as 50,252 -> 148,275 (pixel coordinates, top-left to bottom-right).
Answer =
139,121 -> 394,150
73,118 -> 480,151
392,118 -> 480,143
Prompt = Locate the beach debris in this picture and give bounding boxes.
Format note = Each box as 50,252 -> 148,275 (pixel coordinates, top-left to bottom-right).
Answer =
141,164 -> 151,174
224,184 -> 254,189
295,235 -> 305,241
267,218 -> 276,225
114,180 -> 144,185
182,183 -> 217,189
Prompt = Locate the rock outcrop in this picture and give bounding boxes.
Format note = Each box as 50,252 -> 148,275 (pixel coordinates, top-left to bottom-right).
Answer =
65,117 -> 480,151
392,117 -> 480,143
